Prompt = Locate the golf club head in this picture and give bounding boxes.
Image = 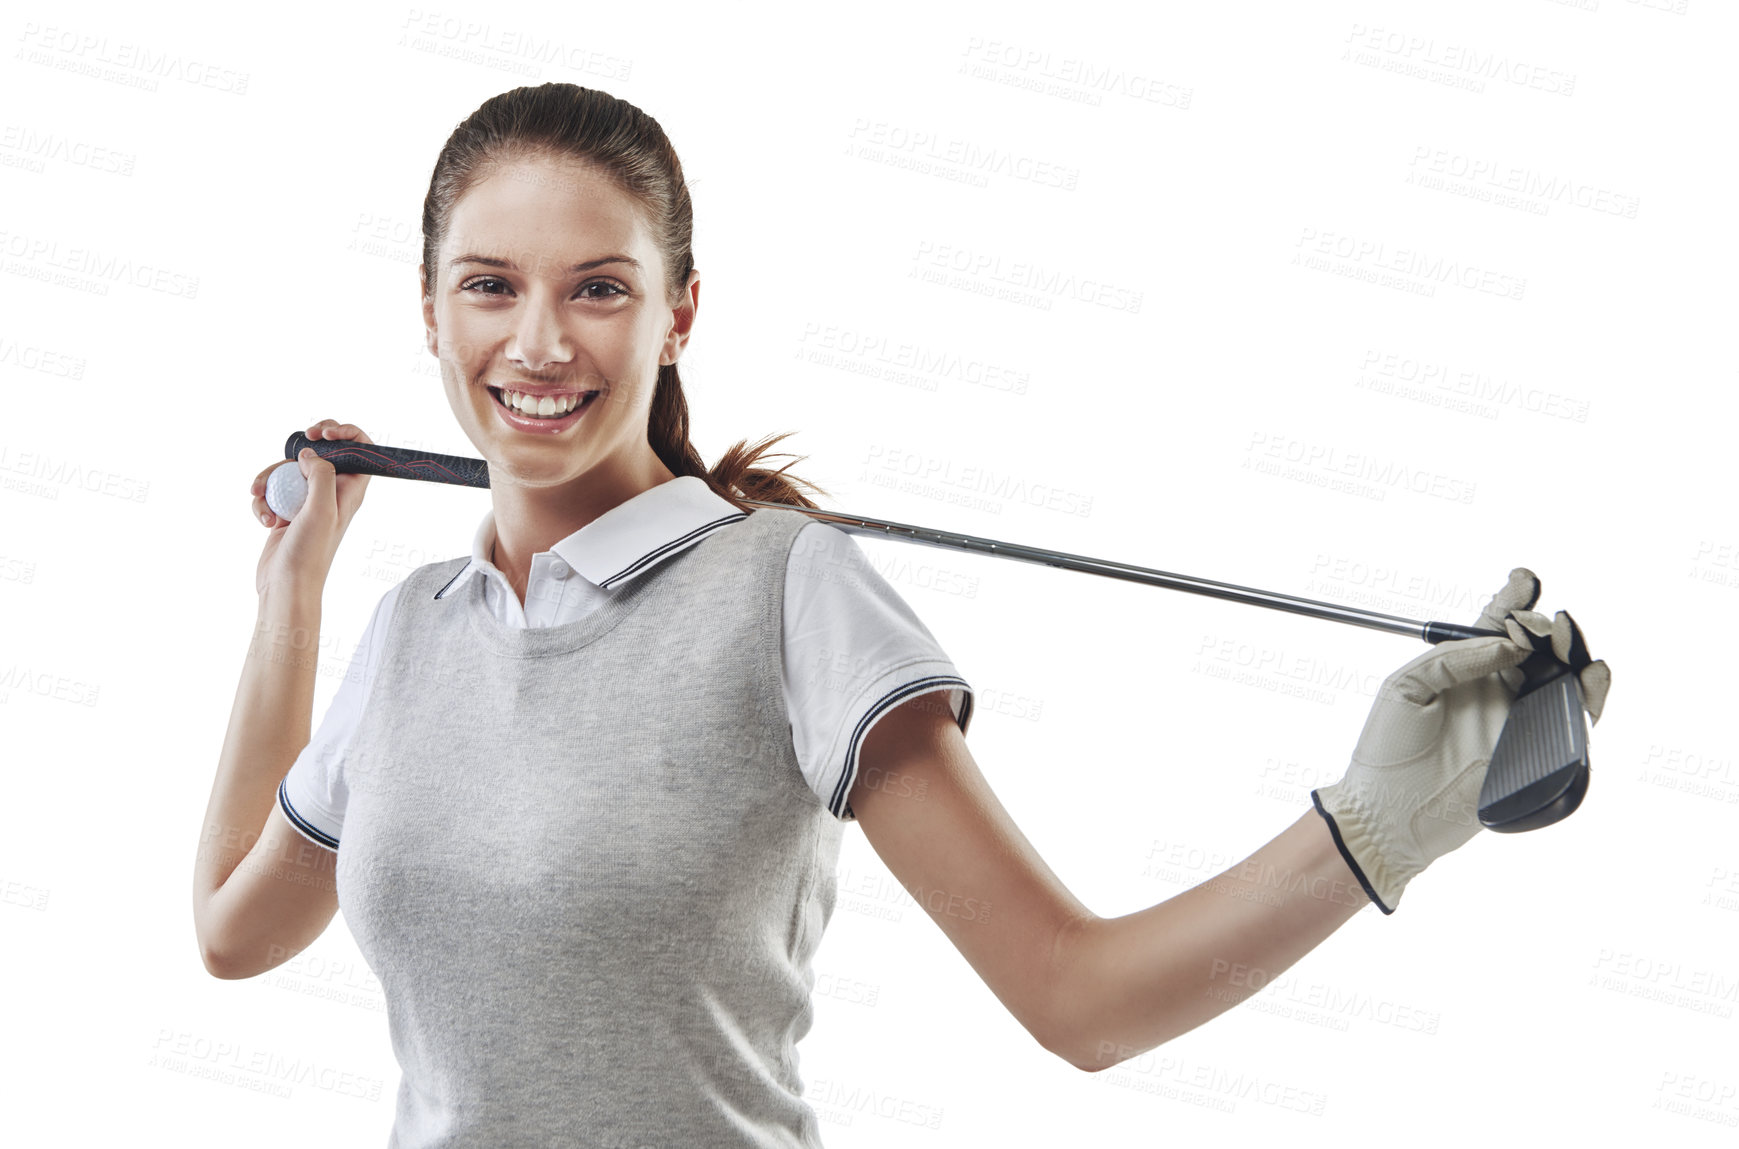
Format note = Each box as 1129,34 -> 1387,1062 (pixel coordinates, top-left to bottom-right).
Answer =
1479,667 -> 1589,832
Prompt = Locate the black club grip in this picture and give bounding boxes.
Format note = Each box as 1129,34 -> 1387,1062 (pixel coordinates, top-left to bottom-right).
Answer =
283,432 -> 491,489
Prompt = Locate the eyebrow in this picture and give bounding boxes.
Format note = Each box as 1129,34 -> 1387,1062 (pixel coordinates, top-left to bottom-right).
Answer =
448,253 -> 643,275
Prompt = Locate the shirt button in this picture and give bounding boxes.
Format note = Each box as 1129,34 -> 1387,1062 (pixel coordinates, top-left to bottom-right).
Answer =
549,560 -> 569,580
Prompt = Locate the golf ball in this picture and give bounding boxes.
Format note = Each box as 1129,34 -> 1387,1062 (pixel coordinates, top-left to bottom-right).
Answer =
266,460 -> 308,521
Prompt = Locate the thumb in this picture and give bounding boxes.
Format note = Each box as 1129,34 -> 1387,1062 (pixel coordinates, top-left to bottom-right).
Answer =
1387,634 -> 1530,707
297,448 -> 338,521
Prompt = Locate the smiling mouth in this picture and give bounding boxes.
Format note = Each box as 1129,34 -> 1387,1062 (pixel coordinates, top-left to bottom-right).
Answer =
487,386 -> 600,420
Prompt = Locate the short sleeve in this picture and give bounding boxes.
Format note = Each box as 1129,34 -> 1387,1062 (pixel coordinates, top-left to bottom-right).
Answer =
277,581 -> 402,851
781,522 -> 974,822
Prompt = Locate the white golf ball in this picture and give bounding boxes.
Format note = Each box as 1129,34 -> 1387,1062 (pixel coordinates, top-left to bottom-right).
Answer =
266,460 -> 308,521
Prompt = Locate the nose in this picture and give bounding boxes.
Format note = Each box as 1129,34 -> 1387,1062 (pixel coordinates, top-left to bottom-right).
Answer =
505,293 -> 574,371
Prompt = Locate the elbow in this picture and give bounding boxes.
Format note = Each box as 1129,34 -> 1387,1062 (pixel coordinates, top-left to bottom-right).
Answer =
1036,913 -> 1130,1074
1037,913 -> 1178,1074
193,906 -> 255,981
193,903 -> 229,979
196,929 -> 249,980
1065,1049 -> 1113,1075
1050,1029 -> 1173,1074
201,949 -> 242,980
200,940 -> 266,981
198,937 -> 236,979
1041,1033 -> 1103,1074
1041,1021 -> 1140,1074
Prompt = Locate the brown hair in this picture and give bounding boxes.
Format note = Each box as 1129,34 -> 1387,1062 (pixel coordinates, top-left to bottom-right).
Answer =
419,82 -> 828,512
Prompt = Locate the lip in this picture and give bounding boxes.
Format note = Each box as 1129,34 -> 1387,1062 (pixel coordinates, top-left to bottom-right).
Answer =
488,386 -> 600,435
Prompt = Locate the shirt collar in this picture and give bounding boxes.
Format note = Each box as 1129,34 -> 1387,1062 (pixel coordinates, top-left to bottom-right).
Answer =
432,475 -> 747,600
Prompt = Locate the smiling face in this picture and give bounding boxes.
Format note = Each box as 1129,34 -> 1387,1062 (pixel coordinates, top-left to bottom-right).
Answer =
420,154 -> 697,501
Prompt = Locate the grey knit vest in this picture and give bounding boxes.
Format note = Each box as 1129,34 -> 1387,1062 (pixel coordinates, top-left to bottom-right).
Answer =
334,506 -> 842,1148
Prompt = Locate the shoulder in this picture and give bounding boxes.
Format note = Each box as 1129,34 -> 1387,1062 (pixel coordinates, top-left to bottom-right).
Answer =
685,506 -> 829,579
783,516 -> 864,564
740,505 -> 821,550
781,519 -> 892,600
775,520 -> 974,821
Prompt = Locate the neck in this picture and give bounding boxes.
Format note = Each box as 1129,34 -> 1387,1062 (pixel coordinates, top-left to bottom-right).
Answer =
487,455 -> 680,604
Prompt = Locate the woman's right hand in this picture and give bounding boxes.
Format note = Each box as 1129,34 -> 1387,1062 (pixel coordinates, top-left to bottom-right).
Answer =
250,421 -> 375,599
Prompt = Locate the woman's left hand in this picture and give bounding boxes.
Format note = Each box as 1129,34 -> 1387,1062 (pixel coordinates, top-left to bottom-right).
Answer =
1312,630 -> 1531,914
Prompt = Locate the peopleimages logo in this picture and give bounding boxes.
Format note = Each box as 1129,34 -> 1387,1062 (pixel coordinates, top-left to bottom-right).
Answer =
795,322 -> 1031,396
15,22 -> 251,94
846,118 -> 1081,190
0,229 -> 199,299
1406,146 -> 1640,219
911,240 -> 1144,314
860,445 -> 1095,518
1243,431 -> 1477,505
958,37 -> 1194,109
1342,24 -> 1576,97
1292,227 -> 1525,301
1354,349 -> 1592,423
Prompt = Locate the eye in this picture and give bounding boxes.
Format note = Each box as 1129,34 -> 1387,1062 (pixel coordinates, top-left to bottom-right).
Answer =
456,277 -> 627,300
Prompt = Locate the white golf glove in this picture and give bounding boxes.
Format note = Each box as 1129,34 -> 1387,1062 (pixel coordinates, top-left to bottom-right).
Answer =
1500,608 -> 1611,724
1312,569 -> 1542,914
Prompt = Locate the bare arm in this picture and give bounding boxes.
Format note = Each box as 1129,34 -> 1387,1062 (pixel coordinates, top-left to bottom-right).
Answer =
191,585 -> 340,979
192,421 -> 372,978
849,692 -> 1364,1072
1046,809 -> 1364,1070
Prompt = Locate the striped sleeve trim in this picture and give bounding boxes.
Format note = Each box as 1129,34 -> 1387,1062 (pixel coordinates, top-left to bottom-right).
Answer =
278,777 -> 339,852
829,674 -> 973,819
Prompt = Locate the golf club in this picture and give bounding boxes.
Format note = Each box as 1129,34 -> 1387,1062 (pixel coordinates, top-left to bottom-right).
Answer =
270,430 -> 1590,831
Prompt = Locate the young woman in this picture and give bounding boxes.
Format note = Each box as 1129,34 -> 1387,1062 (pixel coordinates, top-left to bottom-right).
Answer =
193,83 -> 1609,1146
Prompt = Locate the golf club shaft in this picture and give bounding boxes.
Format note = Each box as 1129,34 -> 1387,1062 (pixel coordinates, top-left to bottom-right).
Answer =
283,429 -> 1581,830
281,432 -> 1501,645
743,495 -> 1579,833
739,500 -> 1502,645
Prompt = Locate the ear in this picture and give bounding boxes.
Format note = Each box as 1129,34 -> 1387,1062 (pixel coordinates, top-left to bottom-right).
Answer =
419,264 -> 438,357
660,268 -> 700,366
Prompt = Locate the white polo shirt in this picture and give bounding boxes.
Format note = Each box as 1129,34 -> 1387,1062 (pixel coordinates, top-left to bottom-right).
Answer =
279,475 -> 974,846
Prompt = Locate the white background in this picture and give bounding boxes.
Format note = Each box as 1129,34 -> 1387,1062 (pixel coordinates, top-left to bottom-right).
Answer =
3,0 -> 1735,1144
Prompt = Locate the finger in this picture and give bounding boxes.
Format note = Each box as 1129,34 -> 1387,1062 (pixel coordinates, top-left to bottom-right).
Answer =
1388,635 -> 1532,706
252,458 -> 285,494
1580,660 -> 1611,724
1512,568 -> 1542,610
1475,567 -> 1541,630
1503,611 -> 1558,655
250,466 -> 283,527
307,422 -> 373,449
1507,609 -> 1556,641
1551,610 -> 1592,669
299,446 -> 337,512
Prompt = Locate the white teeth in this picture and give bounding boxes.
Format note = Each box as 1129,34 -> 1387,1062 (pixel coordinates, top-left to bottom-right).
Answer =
499,389 -> 591,417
